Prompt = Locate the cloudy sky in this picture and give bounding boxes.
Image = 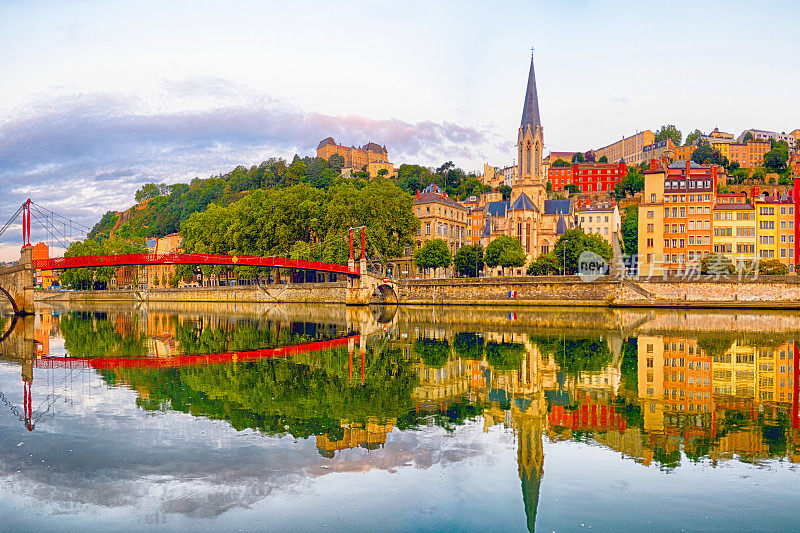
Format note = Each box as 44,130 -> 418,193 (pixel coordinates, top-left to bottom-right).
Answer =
1,0 -> 799,259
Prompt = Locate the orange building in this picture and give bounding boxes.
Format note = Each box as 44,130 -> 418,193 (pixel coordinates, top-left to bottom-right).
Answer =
316,137 -> 394,177
639,160 -> 718,277
32,243 -> 57,288
673,145 -> 695,162
147,233 -> 183,288
715,140 -> 771,169
662,337 -> 714,415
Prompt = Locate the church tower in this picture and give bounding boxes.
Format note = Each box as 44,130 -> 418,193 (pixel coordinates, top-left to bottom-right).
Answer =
514,54 -> 546,208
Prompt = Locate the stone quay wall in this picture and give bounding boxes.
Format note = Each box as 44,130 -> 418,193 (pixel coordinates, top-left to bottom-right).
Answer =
36,282 -> 348,305
398,275 -> 800,309
35,276 -> 800,309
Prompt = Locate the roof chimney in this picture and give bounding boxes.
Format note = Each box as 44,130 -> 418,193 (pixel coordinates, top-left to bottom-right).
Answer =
686,160 -> 691,175
416,189 -> 420,199
649,158 -> 658,171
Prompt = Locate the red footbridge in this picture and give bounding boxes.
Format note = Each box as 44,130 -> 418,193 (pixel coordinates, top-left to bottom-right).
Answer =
33,253 -> 361,277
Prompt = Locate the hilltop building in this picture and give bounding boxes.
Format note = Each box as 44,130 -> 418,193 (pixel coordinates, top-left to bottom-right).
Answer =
737,129 -> 796,150
595,130 -> 655,166
316,137 -> 396,178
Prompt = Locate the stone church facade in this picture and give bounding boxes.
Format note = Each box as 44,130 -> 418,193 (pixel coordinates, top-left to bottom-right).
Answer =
482,55 -> 572,268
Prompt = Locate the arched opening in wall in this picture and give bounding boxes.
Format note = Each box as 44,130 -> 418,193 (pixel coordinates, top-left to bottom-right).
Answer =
0,287 -> 19,316
370,283 -> 397,304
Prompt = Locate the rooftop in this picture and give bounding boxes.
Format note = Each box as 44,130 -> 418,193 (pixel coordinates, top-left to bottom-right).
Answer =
544,199 -> 571,215
510,192 -> 538,212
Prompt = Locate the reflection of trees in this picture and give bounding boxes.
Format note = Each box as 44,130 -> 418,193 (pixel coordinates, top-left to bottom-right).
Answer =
173,319 -> 328,354
485,341 -> 525,371
413,339 -> 451,368
100,344 -> 418,439
453,333 -> 483,360
60,312 -> 148,358
397,397 -> 484,433
530,335 -> 612,378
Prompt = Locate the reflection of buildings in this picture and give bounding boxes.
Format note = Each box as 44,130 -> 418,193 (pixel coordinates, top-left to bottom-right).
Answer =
315,419 -> 395,458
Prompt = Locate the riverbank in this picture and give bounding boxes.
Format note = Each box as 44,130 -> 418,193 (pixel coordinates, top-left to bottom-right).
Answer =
34,275 -> 800,309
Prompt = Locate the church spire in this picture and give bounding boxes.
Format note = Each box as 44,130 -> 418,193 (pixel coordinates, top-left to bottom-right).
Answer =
520,53 -> 541,131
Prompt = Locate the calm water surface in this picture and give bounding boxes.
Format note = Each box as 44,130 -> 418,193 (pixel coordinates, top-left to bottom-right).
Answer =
0,303 -> 798,532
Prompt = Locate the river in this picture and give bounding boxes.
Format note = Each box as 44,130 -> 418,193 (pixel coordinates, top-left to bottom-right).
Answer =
0,302 -> 798,531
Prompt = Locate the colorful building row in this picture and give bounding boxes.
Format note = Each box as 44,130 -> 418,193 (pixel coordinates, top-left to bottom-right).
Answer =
638,159 -> 800,277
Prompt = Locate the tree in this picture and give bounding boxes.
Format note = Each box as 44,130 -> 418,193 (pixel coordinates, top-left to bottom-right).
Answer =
764,145 -> 789,171
377,168 -> 389,178
134,183 -> 162,203
584,151 -> 596,163
552,228 -> 613,275
413,239 -> 452,276
654,124 -> 682,146
700,253 -> 735,276
613,168 -> 644,199
526,251 -> 561,275
571,152 -> 585,164
598,155 -> 608,163
551,159 -> 571,168
759,259 -> 788,275
498,185 -> 512,201
684,129 -> 703,146
621,205 -> 638,257
691,140 -> 728,166
564,184 -> 579,195
454,244 -> 484,277
484,235 -> 526,275
743,131 -> 754,143
328,153 -> 345,172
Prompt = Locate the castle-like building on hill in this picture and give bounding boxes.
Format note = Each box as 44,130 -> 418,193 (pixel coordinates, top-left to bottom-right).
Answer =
479,55 -> 573,268
316,137 -> 396,178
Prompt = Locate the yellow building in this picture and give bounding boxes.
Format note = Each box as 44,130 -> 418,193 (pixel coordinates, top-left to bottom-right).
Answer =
712,202 -> 756,269
366,160 -> 396,178
754,194 -> 795,271
412,184 -> 468,275
637,336 -> 665,433
595,130 -> 655,166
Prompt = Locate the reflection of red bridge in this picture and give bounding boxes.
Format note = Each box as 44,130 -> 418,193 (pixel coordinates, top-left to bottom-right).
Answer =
34,253 -> 360,277
34,335 -> 359,370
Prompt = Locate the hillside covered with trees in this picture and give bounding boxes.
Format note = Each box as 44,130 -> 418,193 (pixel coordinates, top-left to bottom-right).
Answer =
88,155 -> 490,242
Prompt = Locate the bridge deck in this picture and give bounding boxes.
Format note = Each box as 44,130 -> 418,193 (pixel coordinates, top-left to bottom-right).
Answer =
34,253 -> 360,276
33,335 -> 358,370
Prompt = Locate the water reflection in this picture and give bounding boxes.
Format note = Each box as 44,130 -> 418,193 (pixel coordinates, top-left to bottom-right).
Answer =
0,304 -> 798,530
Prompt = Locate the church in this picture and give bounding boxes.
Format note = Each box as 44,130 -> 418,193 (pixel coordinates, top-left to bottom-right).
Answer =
480,55 -> 572,267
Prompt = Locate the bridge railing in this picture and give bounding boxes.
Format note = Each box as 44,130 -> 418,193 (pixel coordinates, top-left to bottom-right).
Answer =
33,253 -> 361,276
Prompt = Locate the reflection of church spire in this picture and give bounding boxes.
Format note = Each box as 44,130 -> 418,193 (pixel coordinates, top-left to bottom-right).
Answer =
516,410 -> 544,532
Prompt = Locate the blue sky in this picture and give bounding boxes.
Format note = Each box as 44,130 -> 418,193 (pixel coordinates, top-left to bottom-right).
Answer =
0,0 -> 798,258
